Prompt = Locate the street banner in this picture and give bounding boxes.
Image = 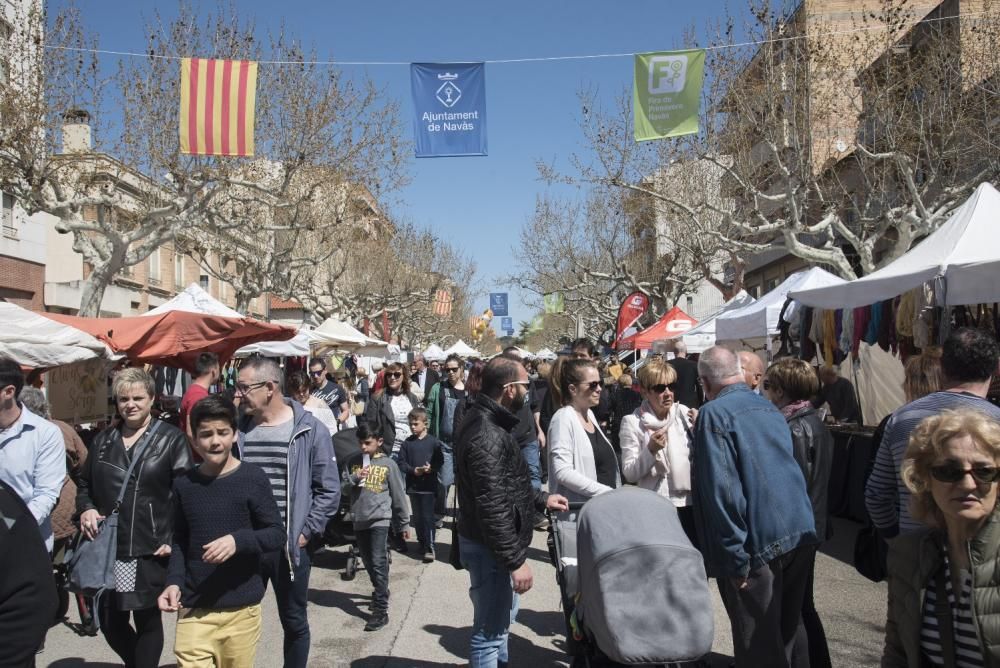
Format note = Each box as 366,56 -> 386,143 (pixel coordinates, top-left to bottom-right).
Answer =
505,330 -> 515,337
633,49 -> 705,142
543,292 -> 565,314
382,309 -> 391,343
411,62 -> 487,157
615,292 -> 651,348
180,58 -> 258,156
501,316 -> 513,331
489,292 -> 509,317
432,289 -> 453,317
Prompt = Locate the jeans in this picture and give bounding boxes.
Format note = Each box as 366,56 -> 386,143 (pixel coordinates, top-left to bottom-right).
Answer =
718,545 -> 812,668
98,602 -> 163,668
800,546 -> 831,668
357,526 -> 390,613
459,536 -> 519,668
520,440 -> 541,491
436,440 -> 455,516
409,492 -> 437,552
265,547 -> 313,668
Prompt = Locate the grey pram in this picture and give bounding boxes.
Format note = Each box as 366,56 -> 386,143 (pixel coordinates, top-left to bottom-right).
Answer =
550,487 -> 714,667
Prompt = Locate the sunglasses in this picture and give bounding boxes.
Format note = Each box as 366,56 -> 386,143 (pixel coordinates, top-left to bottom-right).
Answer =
575,380 -> 601,391
503,380 -> 531,388
385,372 -> 403,379
649,383 -> 678,394
445,367 -> 461,373
929,464 -> 1000,484
309,370 -> 325,377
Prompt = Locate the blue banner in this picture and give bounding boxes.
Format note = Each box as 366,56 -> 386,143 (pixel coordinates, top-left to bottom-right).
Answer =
501,316 -> 513,331
489,292 -> 509,317
411,63 -> 487,158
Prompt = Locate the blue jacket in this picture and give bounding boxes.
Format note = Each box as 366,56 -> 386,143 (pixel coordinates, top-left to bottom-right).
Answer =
692,383 -> 817,578
237,400 -> 340,570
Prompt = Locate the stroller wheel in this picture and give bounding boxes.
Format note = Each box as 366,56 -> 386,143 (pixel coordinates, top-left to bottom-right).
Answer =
342,546 -> 358,581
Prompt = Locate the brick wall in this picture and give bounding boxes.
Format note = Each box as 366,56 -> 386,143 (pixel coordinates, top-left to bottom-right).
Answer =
0,255 -> 44,311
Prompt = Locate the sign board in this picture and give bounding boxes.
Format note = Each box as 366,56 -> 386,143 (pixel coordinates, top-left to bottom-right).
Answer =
489,293 -> 509,317
411,62 -> 488,157
48,359 -> 112,423
500,316 -> 513,331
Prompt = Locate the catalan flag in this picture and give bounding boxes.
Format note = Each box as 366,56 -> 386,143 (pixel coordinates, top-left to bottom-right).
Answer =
432,289 -> 453,317
179,58 -> 258,157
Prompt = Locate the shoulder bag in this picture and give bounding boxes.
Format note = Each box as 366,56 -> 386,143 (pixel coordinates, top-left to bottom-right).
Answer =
66,419 -> 163,595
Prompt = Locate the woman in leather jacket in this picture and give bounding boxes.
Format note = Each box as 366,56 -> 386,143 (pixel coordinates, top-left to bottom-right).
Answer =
765,358 -> 834,668
363,361 -> 420,456
76,368 -> 191,668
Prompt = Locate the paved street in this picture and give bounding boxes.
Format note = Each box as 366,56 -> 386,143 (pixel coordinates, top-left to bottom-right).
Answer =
40,517 -> 886,667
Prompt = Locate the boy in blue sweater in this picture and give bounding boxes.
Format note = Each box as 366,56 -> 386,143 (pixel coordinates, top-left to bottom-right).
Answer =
158,395 -> 284,668
396,407 -> 444,562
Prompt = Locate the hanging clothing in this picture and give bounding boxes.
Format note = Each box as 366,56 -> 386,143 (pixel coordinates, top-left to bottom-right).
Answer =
822,310 -> 837,367
839,308 -> 854,357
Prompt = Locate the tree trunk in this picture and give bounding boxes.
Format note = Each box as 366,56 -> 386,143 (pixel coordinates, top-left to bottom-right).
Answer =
235,292 -> 254,317
77,266 -> 115,317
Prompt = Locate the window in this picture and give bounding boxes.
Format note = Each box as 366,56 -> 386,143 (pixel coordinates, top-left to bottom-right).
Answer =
148,249 -> 160,285
748,284 -> 761,299
199,274 -> 209,291
174,254 -> 183,287
765,277 -> 780,292
1,191 -> 15,238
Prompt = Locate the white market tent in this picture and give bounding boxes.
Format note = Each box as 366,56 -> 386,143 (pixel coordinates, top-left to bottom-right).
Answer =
790,182 -> 1000,309
444,339 -> 482,358
715,268 -> 846,341
422,344 -> 447,362
312,317 -> 391,356
681,290 -> 756,353
236,329 -> 321,358
534,347 -> 557,361
145,283 -> 244,318
0,301 -> 117,367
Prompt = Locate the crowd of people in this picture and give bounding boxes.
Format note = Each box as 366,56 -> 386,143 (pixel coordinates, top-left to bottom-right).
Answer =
2,326 -> 1000,667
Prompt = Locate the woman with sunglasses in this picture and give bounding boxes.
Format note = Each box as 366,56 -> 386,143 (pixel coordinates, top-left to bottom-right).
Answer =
363,361 -> 420,457
547,358 -> 620,503
883,409 -> 1000,667
764,358 -> 833,668
618,359 -> 697,544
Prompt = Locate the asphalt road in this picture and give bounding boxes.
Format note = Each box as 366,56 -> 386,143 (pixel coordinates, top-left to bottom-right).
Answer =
39,517 -> 886,667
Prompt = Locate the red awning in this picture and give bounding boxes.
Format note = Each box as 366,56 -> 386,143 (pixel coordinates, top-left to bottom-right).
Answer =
44,311 -> 296,372
617,306 -> 698,351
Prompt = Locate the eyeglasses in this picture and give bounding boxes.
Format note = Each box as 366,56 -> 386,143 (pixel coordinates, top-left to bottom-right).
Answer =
235,381 -> 267,395
445,367 -> 461,373
649,383 -> 677,394
929,464 -> 1000,484
385,372 -> 403,379
309,370 -> 324,377
576,380 -> 601,392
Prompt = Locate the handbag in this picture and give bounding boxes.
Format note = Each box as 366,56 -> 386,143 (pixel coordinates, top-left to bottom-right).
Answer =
66,420 -> 162,595
852,523 -> 888,582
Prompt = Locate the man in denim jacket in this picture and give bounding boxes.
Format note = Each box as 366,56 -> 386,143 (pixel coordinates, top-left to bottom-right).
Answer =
692,346 -> 818,667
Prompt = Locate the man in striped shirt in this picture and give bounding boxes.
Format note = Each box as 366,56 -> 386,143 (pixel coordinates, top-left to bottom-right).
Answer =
865,328 -> 1000,536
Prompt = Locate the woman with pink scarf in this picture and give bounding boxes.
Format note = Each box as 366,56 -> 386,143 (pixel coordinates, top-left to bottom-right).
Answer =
618,359 -> 698,546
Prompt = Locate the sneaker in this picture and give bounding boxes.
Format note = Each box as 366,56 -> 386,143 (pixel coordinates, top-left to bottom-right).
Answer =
364,611 -> 389,631
422,549 -> 435,563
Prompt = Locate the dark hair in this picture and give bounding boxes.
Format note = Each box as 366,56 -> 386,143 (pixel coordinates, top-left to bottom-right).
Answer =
445,353 -> 463,366
557,358 -> 597,406
194,352 -> 219,377
356,421 -> 381,442
465,360 -> 486,396
376,361 -> 411,396
502,346 -> 519,355
942,327 -> 999,384
408,406 -> 428,422
309,357 -> 327,370
189,394 -> 238,432
286,370 -> 310,395
481,357 -> 524,399
570,338 -> 597,358
0,356 -> 24,398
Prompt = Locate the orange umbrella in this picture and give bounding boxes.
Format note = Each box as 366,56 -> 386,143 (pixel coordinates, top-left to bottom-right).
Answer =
44,310 -> 296,372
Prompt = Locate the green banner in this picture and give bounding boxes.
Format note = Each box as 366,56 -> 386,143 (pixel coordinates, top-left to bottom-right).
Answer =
633,49 -> 705,142
543,292 -> 565,314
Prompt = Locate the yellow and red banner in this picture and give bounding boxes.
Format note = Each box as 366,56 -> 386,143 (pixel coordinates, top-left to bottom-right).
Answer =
179,58 -> 258,157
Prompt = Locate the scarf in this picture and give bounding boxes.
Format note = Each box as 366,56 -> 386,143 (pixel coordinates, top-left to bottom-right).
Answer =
638,401 -> 691,494
780,399 -> 813,419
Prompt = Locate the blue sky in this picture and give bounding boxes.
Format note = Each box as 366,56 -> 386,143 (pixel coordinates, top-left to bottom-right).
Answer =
53,1 -> 748,333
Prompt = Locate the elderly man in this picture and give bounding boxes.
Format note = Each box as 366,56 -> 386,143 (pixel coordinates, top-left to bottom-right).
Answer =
737,351 -> 765,392
693,346 -> 817,667
236,357 -> 340,668
411,354 -> 441,399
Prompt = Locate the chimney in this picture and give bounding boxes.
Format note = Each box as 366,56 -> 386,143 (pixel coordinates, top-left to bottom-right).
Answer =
62,109 -> 92,153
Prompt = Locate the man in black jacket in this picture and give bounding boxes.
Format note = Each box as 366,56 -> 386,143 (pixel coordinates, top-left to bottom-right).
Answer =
454,357 -> 568,668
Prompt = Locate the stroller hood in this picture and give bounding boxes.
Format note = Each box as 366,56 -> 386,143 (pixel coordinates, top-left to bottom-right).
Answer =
577,487 -> 714,664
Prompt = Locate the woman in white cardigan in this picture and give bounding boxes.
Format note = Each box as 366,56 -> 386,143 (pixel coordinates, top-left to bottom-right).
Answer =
547,358 -> 621,504
618,358 -> 698,545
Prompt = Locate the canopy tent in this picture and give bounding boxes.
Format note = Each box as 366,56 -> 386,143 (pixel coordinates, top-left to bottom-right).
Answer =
422,344 -> 447,362
680,291 -> 757,354
0,301 -> 117,368
236,329 -> 321,358
790,183 -> 1000,310
534,347 -> 557,361
145,283 -> 243,318
617,307 -> 698,351
45,311 -> 295,373
444,339 -> 482,358
715,268 -> 846,341
312,317 -> 391,356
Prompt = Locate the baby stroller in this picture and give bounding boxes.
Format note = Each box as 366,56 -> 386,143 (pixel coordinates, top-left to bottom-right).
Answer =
323,427 -> 364,580
550,487 -> 714,667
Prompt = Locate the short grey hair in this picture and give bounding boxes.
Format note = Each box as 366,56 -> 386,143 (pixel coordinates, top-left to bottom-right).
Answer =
18,387 -> 50,418
698,346 -> 743,384
112,367 -> 156,400
673,339 -> 687,356
240,357 -> 283,393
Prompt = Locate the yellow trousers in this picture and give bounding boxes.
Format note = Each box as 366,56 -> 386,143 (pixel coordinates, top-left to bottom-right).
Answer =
174,603 -> 262,668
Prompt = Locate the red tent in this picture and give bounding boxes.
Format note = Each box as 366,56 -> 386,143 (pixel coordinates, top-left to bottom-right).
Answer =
44,311 -> 296,372
617,307 -> 698,351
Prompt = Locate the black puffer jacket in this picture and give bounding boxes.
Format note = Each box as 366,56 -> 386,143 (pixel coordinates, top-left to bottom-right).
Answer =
76,419 -> 192,558
786,405 -> 833,540
455,394 -> 549,571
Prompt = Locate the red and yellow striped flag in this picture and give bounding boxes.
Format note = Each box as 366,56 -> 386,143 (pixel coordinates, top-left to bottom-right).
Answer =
179,58 -> 258,157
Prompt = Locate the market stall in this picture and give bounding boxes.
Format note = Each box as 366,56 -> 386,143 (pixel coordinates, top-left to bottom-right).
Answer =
617,306 -> 698,351
145,283 -> 244,318
422,344 -> 447,361
0,301 -> 116,368
444,339 -> 482,358
680,290 -> 756,353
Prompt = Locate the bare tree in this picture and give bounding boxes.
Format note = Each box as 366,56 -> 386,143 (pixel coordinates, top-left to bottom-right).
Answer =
0,2 -> 407,315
